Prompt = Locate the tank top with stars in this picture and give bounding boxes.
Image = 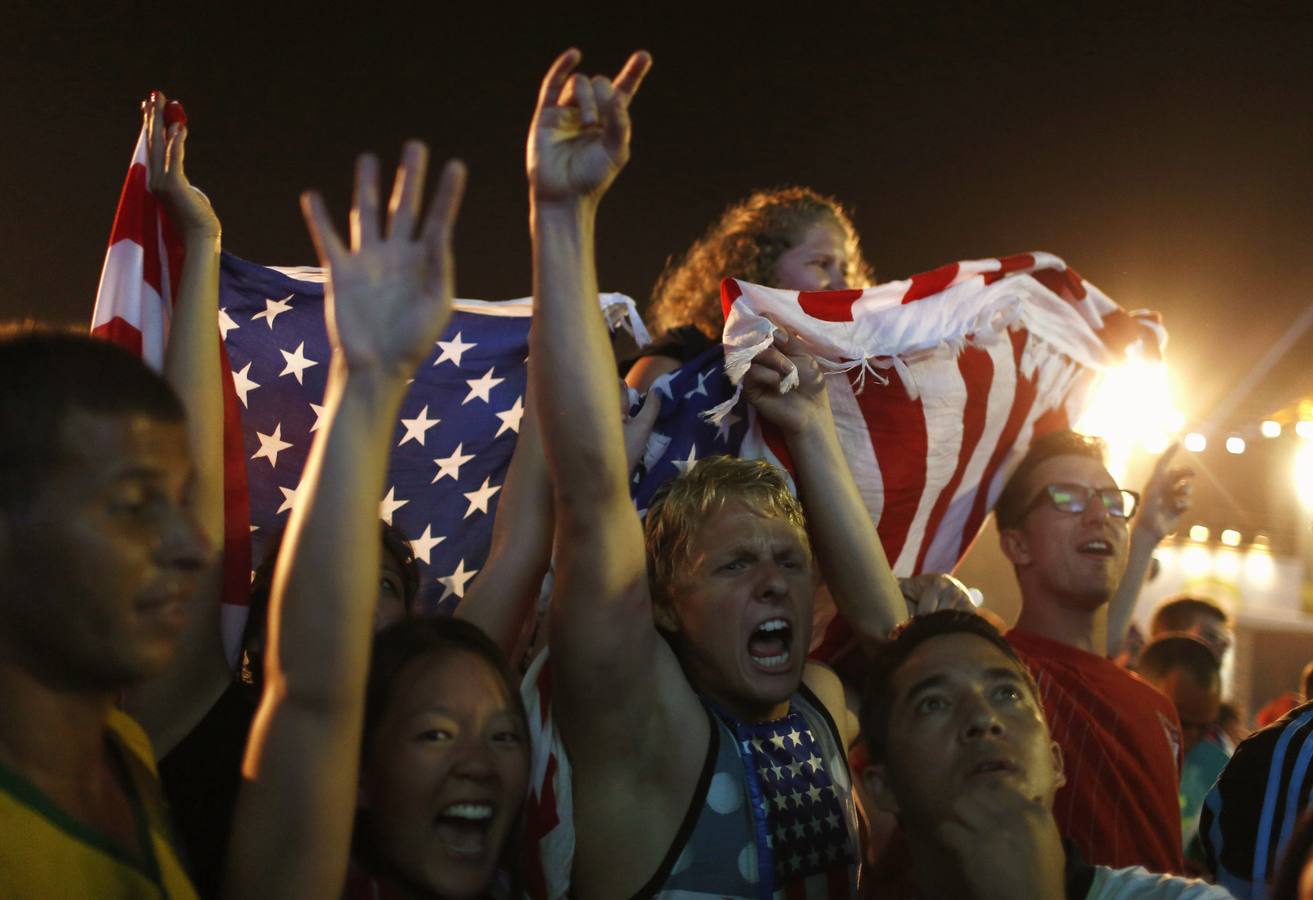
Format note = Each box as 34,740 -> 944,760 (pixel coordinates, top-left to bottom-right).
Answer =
634,684 -> 861,900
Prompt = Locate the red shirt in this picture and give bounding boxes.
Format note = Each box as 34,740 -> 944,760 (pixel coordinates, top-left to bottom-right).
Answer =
1008,628 -> 1184,874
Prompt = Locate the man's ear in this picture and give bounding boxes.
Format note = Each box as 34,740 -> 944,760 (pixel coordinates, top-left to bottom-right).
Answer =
1049,739 -> 1066,791
861,763 -> 901,816
998,526 -> 1032,567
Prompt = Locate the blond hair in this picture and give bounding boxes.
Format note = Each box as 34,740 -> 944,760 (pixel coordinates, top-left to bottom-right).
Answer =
644,456 -> 810,621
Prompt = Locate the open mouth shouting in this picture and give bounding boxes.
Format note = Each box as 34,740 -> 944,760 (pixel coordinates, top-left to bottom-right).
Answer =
433,801 -> 496,858
747,617 -> 794,673
1076,538 -> 1115,558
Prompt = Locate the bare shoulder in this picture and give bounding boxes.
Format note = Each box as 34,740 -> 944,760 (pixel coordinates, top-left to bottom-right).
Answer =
625,354 -> 681,392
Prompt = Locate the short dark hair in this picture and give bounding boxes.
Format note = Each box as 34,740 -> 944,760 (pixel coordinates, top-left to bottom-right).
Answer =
1135,634 -> 1221,687
859,610 -> 1038,764
0,325 -> 184,511
993,431 -> 1108,530
1149,595 -> 1230,635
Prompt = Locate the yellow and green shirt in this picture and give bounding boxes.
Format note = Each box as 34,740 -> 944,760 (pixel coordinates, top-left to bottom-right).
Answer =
0,708 -> 198,899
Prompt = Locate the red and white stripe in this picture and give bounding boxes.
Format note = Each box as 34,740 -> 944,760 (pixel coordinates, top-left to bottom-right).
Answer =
719,252 -> 1162,658
90,103 -> 252,659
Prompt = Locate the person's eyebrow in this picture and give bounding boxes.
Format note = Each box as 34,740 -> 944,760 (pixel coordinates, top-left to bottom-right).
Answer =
984,667 -> 1027,684
903,673 -> 949,703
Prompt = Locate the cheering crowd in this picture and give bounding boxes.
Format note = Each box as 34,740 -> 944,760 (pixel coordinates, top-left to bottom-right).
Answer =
2,49 -> 1310,900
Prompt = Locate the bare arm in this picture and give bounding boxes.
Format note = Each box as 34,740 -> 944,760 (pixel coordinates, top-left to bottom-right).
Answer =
526,50 -> 676,731
224,145 -> 465,900
742,333 -> 905,655
125,92 -> 231,755
454,392 -> 553,661
1106,445 -> 1193,656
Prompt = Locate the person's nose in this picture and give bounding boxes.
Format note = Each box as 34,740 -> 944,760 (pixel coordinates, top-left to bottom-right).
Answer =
960,691 -> 1005,741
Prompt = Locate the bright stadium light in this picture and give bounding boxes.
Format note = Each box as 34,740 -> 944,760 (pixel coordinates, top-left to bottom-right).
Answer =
1189,524 -> 1210,543
1226,436 -> 1246,455
1214,548 -> 1240,579
1297,443 -> 1313,507
1262,420 -> 1282,438
1246,546 -> 1275,587
1220,529 -> 1241,547
1181,544 -> 1211,577
1074,360 -> 1182,465
1184,433 -> 1207,452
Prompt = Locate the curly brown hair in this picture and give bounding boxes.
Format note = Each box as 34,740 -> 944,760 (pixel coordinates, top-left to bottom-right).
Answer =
646,187 -> 872,340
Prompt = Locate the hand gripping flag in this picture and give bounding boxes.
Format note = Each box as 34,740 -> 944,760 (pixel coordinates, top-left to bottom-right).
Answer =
90,101 -> 253,656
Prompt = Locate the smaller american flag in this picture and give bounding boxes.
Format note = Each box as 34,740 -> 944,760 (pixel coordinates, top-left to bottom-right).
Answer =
729,708 -> 856,885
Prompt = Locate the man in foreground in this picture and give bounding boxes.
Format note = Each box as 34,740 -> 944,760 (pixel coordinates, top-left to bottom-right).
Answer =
0,329 -> 209,897
859,609 -> 1233,899
994,430 -> 1188,872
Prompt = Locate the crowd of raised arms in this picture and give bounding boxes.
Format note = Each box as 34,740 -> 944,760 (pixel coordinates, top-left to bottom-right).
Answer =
1,49 -> 1309,900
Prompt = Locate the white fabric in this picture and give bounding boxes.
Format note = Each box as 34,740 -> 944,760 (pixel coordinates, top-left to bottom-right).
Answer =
1087,865 -> 1236,899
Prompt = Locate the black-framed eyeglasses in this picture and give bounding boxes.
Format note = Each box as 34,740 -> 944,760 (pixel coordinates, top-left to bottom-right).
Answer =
1025,483 -> 1140,519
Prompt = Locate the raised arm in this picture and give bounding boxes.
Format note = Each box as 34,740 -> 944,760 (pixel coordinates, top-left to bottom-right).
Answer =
1105,445 -> 1193,656
125,92 -> 231,754
742,332 -> 905,652
224,144 -> 464,900
526,50 -> 671,717
454,391 -> 552,661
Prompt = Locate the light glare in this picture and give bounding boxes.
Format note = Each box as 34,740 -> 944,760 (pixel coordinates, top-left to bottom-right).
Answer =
1220,529 -> 1241,547
1262,420 -> 1282,438
1073,361 -> 1182,461
1184,433 -> 1207,452
1226,436 -> 1246,455
1296,444 -> 1313,507
1298,421 -> 1313,439
1189,524 -> 1210,543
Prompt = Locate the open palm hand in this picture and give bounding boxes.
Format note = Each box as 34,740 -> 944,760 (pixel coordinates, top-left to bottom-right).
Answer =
300,143 -> 465,378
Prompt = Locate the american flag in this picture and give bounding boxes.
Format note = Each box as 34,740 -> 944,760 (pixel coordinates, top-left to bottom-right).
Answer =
216,254 -> 645,622
89,103 -> 252,655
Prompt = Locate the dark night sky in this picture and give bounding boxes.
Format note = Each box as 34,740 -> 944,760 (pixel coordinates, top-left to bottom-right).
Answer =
6,2 -> 1313,429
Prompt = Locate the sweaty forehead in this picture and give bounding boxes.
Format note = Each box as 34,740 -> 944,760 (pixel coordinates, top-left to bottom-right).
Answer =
1025,453 -> 1117,494
893,632 -> 1029,702
55,409 -> 192,487
691,499 -> 807,551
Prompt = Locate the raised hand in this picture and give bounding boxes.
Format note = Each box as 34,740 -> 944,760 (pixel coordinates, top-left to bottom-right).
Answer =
528,48 -> 651,206
742,329 -> 831,436
145,90 -> 220,240
1134,443 -> 1194,542
300,143 -> 465,378
620,383 -> 661,474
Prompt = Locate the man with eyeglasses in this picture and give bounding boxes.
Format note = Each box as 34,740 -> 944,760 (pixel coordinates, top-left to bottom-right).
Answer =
992,430 -> 1187,876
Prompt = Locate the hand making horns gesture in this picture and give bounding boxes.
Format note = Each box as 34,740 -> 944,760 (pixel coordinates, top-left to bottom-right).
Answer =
528,48 -> 651,205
